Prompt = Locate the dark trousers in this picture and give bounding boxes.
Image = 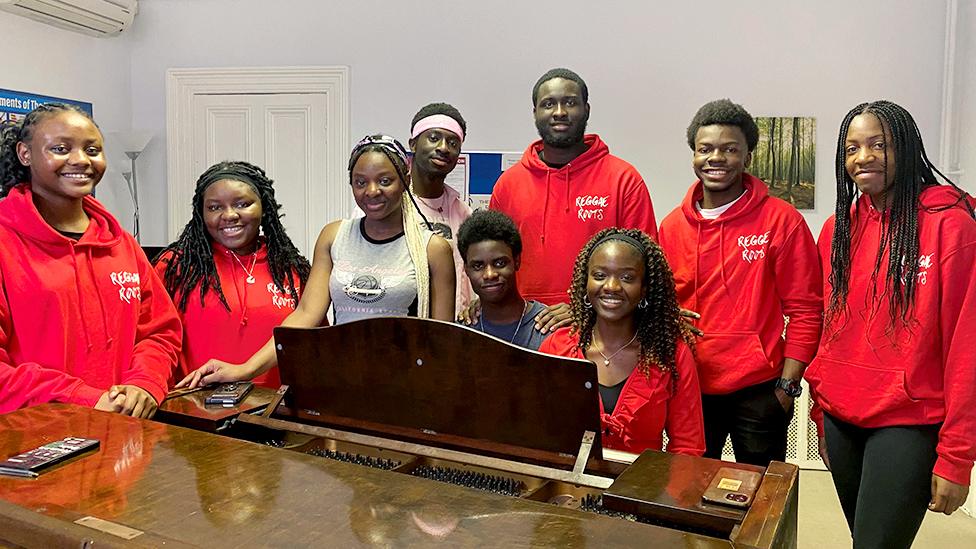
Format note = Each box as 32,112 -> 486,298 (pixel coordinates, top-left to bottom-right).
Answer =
701,380 -> 791,466
823,413 -> 938,549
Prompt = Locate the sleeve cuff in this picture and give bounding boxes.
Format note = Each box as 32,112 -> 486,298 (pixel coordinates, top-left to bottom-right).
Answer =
120,374 -> 168,406
933,455 -> 973,487
69,385 -> 104,407
784,342 -> 817,365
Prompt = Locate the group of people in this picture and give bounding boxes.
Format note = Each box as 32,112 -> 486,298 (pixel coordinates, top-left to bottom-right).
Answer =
0,66 -> 972,549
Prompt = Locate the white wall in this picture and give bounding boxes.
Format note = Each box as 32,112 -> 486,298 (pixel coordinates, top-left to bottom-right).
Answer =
952,0 -> 976,517
0,12 -> 134,225
125,0 -> 949,245
957,1 -> 976,195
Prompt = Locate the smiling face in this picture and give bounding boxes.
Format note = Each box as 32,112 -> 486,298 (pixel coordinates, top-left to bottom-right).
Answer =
533,78 -> 589,148
693,124 -> 751,203
586,241 -> 645,323
16,111 -> 105,202
410,127 -> 461,177
464,240 -> 520,305
844,113 -> 896,204
351,150 -> 405,222
202,179 -> 263,255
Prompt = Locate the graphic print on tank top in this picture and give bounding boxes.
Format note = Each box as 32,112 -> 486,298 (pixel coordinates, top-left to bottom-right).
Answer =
334,269 -> 410,304
329,218 -> 424,324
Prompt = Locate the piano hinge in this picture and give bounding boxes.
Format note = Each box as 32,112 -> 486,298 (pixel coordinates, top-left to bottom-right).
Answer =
572,430 -> 596,475
262,385 -> 290,418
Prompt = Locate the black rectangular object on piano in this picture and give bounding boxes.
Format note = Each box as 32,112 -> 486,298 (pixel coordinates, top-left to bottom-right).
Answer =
273,318 -> 602,464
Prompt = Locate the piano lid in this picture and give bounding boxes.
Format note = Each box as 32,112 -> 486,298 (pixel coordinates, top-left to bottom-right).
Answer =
273,317 -> 603,466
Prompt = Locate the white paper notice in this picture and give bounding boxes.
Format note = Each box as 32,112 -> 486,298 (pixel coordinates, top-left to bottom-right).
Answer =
444,153 -> 469,203
469,194 -> 492,211
501,153 -> 521,172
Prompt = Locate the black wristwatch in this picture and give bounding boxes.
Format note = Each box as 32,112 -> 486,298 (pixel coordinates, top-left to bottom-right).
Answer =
774,378 -> 802,398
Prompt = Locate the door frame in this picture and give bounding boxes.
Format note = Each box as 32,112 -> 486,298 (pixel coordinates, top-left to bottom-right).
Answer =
165,66 -> 350,241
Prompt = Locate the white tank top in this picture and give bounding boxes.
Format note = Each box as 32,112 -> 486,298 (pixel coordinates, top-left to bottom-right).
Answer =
329,218 -> 431,324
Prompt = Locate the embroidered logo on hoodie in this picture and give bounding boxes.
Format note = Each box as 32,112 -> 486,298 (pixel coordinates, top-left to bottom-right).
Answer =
267,282 -> 297,309
900,253 -> 934,286
576,195 -> 609,221
737,231 -> 770,263
110,271 -> 141,303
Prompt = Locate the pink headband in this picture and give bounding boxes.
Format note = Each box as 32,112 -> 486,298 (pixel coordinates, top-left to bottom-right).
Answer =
410,114 -> 464,142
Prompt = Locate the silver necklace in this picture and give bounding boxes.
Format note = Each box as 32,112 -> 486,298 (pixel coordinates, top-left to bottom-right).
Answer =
592,329 -> 638,366
228,250 -> 257,284
478,300 -> 529,344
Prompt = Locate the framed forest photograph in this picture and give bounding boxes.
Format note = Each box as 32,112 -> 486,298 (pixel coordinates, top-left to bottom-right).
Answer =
752,116 -> 816,210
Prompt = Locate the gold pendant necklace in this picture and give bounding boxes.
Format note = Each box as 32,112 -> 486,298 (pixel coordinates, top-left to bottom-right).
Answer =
593,329 -> 638,366
229,250 -> 258,284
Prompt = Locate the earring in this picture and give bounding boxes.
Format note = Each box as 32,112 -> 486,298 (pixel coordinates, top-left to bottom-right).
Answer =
638,298 -> 648,309
583,295 -> 593,309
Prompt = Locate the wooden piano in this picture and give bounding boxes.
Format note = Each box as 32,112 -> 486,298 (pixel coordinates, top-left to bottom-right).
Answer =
0,318 -> 797,547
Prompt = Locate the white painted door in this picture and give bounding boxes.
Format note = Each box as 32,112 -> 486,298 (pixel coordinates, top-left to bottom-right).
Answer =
190,93 -> 332,256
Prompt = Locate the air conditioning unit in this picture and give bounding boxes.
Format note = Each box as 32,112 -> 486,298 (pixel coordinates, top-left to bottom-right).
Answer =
0,0 -> 137,37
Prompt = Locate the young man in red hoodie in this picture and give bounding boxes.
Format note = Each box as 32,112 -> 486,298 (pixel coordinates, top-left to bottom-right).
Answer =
489,68 -> 657,306
658,99 -> 822,467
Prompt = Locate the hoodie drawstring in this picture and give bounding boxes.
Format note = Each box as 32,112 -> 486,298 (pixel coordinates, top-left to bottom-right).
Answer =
564,167 -> 571,213
67,245 -> 112,350
718,223 -> 732,297
693,223 -> 702,313
541,171 -> 552,244
87,247 -> 112,348
68,245 -> 94,351
226,251 -> 250,326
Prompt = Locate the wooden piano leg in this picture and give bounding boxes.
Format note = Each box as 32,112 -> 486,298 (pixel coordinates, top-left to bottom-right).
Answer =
730,461 -> 799,549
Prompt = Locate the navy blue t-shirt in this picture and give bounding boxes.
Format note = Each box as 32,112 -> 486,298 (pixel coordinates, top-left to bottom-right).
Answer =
468,300 -> 548,350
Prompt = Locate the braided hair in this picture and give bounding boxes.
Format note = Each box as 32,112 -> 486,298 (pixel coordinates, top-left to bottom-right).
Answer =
1,103 -> 98,196
348,135 -> 435,318
568,228 -> 695,388
828,100 -> 970,329
156,161 -> 310,312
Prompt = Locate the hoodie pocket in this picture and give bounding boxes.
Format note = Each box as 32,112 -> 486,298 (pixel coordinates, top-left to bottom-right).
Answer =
694,332 -> 771,393
811,357 -> 921,423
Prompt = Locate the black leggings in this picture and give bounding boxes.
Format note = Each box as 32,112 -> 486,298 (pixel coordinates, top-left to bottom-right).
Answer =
823,413 -> 939,549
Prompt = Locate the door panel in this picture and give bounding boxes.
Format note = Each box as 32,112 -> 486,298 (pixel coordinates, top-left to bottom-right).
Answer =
188,93 -> 329,256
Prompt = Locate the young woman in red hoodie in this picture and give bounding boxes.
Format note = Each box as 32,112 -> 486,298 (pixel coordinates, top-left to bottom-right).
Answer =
154,161 -> 310,387
176,135 -> 456,389
806,100 -> 975,548
0,103 -> 181,417
538,228 -> 704,455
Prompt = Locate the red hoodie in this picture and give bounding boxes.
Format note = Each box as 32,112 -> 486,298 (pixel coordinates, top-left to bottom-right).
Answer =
806,186 -> 976,485
538,327 -> 705,456
658,175 -> 822,394
489,135 -> 657,305
0,185 -> 181,411
155,241 -> 301,387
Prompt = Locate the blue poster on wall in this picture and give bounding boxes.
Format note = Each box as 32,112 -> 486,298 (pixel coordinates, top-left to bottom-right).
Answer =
0,88 -> 93,124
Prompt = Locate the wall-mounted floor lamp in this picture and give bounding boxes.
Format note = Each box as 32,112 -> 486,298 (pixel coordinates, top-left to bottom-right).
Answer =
111,132 -> 153,243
